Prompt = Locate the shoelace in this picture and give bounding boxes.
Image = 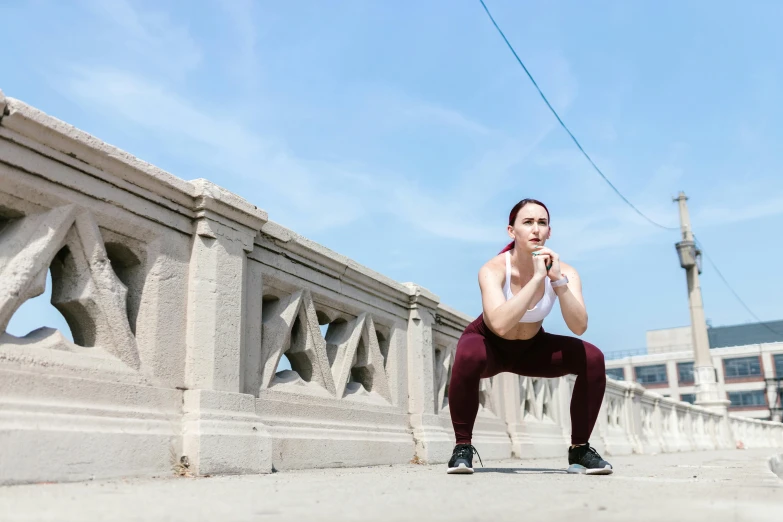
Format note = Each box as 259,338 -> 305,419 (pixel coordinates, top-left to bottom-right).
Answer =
577,445 -> 604,463
458,444 -> 484,468
571,444 -> 601,459
586,445 -> 603,459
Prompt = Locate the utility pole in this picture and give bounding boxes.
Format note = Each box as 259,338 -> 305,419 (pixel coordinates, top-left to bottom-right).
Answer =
673,192 -> 730,414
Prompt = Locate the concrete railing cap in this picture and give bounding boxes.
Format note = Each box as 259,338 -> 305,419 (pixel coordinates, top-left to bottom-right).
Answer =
190,178 -> 267,230
402,283 -> 440,309
259,220 -> 414,305
1,95 -> 196,208
0,89 -> 7,122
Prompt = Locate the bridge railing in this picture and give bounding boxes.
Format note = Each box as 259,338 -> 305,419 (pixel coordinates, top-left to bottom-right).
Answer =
1,89 -> 781,485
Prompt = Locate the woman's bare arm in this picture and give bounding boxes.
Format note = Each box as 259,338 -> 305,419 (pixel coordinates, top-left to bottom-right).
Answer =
479,257 -> 548,337
554,262 -> 588,335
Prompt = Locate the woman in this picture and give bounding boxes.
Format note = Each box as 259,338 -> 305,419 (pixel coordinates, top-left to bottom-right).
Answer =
446,198 -> 612,475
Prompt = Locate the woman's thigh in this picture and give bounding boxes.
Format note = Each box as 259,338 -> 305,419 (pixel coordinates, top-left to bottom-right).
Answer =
453,332 -> 508,379
507,332 -> 598,378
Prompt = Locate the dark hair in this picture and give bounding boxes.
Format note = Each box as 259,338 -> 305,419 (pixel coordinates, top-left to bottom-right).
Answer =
499,199 -> 550,254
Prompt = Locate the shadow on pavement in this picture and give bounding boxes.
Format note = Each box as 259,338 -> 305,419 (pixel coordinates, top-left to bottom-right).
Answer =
474,467 -> 567,474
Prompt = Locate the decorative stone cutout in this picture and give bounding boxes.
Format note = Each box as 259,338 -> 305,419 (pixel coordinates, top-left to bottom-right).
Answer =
259,288 -> 391,403
641,406 -> 654,434
606,397 -> 622,427
433,343 -> 455,414
520,376 -> 557,423
374,326 -> 391,368
103,241 -> 142,335
0,206 -> 140,369
477,377 -> 497,417
326,312 -> 391,402
260,289 -> 336,396
662,407 -> 672,433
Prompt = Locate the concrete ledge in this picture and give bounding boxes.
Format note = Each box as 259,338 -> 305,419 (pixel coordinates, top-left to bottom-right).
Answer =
190,178 -> 267,231
1,97 -> 196,208
0,89 -> 7,123
410,419 -> 455,464
256,389 -> 413,470
182,390 -> 272,476
770,454 -> 783,479
0,370 -> 182,486
510,421 -> 569,458
256,220 -> 414,309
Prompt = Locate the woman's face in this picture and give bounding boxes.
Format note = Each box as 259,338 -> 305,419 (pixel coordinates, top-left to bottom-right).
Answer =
507,203 -> 550,251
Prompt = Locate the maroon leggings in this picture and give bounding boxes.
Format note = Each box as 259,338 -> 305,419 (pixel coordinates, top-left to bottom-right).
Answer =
449,315 -> 606,446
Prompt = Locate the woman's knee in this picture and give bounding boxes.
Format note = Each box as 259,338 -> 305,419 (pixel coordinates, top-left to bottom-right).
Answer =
583,341 -> 606,374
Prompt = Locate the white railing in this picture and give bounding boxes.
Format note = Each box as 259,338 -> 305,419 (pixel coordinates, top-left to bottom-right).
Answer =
1,89 -> 781,485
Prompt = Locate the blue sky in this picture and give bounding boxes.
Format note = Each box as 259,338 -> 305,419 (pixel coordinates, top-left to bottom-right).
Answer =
3,0 -> 783,356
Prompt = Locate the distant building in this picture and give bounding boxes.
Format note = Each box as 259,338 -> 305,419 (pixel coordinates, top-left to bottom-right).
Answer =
606,320 -> 783,421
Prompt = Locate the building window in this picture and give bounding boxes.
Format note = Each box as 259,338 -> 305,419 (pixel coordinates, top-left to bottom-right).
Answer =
677,362 -> 694,384
723,357 -> 762,379
635,364 -> 668,385
680,393 -> 696,404
606,368 -> 624,381
727,390 -> 766,407
775,354 -> 783,377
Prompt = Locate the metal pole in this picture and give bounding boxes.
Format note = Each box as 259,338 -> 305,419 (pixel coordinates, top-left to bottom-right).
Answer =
674,192 -> 730,414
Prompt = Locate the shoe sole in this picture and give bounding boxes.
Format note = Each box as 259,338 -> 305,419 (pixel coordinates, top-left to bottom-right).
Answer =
446,463 -> 474,474
567,464 -> 613,475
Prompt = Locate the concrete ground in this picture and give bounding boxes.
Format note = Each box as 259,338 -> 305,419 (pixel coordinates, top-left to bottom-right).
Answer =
1,449 -> 781,522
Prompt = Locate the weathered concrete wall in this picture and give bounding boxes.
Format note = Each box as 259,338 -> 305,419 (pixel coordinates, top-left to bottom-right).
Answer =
1,89 -> 781,485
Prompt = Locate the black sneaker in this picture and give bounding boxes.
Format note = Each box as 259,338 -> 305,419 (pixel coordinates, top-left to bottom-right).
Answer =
567,444 -> 613,475
446,444 -> 483,474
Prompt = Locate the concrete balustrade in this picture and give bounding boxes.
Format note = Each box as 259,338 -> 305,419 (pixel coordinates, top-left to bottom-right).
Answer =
1,90 -> 781,485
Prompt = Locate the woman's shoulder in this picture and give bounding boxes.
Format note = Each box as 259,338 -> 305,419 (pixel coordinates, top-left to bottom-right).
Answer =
478,253 -> 506,281
559,260 -> 581,279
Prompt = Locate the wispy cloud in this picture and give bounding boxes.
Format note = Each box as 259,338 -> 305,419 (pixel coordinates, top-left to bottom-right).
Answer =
545,155 -> 783,260
693,178 -> 783,228
400,102 -> 493,136
81,0 -> 201,78
68,0 -> 721,259
213,0 -> 262,93
66,67 -> 366,229
64,66 -> 508,237
58,0 -> 583,242
355,87 -> 497,136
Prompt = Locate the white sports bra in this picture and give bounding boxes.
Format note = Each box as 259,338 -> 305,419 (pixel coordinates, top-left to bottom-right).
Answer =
503,251 -> 556,323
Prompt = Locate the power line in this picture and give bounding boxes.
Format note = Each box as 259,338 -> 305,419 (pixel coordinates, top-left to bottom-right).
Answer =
694,235 -> 783,337
478,0 -> 781,335
477,0 -> 678,231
